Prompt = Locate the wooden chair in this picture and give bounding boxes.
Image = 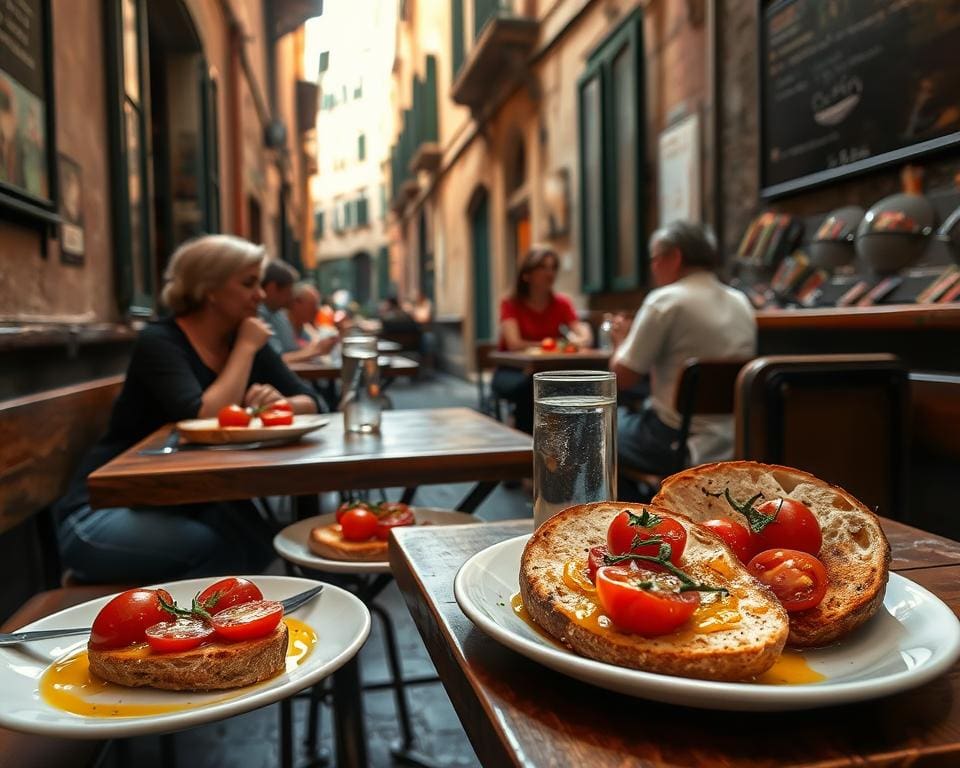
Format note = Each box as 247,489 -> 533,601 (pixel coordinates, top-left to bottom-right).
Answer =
475,340 -> 504,421
0,375 -> 126,766
735,354 -> 909,520
620,357 -> 752,489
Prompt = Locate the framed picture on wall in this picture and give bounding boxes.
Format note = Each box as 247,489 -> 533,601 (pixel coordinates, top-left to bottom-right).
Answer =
0,0 -> 58,225
57,153 -> 84,264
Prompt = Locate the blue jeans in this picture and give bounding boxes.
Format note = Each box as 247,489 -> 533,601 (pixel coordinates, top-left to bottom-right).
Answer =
59,502 -> 276,584
618,406 -> 683,475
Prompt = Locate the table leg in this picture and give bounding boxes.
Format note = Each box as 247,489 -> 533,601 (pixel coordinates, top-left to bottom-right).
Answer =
280,697 -> 293,768
294,494 -> 321,520
332,656 -> 368,768
455,481 -> 498,514
400,487 -> 417,505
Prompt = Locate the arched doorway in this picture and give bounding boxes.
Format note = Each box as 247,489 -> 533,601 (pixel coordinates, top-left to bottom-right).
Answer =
468,186 -> 492,341
353,250 -> 372,307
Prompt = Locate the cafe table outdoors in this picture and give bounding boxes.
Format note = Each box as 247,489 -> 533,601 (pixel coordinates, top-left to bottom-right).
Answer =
289,353 -> 419,382
390,517 -> 960,768
86,407 -> 532,768
489,348 -> 611,377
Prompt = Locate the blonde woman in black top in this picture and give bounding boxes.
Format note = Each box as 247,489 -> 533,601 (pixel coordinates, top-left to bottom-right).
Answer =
56,235 -> 321,583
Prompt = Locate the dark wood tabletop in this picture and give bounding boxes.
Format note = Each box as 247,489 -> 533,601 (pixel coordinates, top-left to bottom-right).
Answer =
489,349 -> 611,376
390,517 -> 960,768
87,407 -> 532,508
290,354 -> 419,381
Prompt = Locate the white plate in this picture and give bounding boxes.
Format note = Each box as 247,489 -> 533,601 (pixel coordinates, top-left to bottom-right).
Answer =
274,508 -> 480,574
176,414 -> 330,444
0,576 -> 370,738
454,535 -> 960,711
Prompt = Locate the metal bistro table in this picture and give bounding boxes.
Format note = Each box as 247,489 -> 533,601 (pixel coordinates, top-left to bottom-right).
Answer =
87,407 -> 532,768
390,518 -> 960,768
489,348 -> 611,377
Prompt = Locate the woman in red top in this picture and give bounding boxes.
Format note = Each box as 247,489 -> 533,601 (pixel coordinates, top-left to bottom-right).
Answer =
493,247 -> 592,432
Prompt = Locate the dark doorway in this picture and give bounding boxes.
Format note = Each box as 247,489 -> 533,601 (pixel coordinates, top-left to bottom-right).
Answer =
469,187 -> 492,341
354,251 -> 372,307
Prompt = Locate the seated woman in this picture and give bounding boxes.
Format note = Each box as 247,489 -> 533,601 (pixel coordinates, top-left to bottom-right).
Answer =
55,235 -> 322,584
492,247 -> 592,433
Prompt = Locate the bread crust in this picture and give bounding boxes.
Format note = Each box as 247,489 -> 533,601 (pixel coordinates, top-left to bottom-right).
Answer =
653,461 -> 891,647
308,523 -> 387,561
88,622 -> 288,691
519,502 -> 789,681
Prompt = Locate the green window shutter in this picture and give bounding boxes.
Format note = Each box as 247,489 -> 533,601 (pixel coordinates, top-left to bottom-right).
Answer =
450,0 -> 465,79
106,0 -> 155,316
377,245 -> 391,300
357,197 -> 368,227
358,133 -> 366,161
578,8 -> 645,293
474,0 -> 500,40
198,63 -> 221,234
314,210 -> 325,239
424,55 -> 438,142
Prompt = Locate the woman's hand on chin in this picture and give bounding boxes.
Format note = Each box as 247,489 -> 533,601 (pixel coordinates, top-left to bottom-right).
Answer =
243,383 -> 285,410
236,317 -> 273,353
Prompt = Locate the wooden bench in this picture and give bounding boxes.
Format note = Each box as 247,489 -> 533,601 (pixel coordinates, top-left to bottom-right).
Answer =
0,375 -> 125,767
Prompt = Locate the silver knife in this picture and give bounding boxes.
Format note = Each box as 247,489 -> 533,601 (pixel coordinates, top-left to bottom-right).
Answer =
0,584 -> 324,646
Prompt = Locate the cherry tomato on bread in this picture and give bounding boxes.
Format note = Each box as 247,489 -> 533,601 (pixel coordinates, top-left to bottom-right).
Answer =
701,518 -> 755,563
595,566 -> 700,636
145,618 -> 213,653
218,404 -> 251,428
606,508 -> 687,569
752,498 -> 822,555
210,600 -> 283,641
747,548 -> 828,612
90,588 -> 175,650
340,507 -> 379,541
196,577 -> 263,615
374,506 -> 415,540
336,500 -> 373,523
260,409 -> 294,427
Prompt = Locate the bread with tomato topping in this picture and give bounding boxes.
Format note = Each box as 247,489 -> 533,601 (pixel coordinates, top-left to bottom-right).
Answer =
519,502 -> 789,682
652,461 -> 891,647
88,622 -> 288,691
308,524 -> 387,561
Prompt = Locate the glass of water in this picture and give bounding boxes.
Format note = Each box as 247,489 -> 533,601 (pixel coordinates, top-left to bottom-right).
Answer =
533,370 -> 617,528
340,336 -> 382,433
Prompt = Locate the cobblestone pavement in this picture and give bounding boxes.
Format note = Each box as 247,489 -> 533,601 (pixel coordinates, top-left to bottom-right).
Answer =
105,372 -> 531,768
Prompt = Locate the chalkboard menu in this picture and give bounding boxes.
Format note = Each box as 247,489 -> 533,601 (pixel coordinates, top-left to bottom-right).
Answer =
760,0 -> 960,199
0,0 -> 56,220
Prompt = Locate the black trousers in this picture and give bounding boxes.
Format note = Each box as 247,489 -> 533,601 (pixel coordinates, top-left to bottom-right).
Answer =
491,367 -> 534,434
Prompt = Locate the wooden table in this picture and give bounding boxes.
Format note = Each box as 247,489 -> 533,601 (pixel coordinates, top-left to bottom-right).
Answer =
289,354 -> 419,381
390,518 -> 960,768
86,407 -> 531,768
88,407 -> 530,510
489,349 -> 611,376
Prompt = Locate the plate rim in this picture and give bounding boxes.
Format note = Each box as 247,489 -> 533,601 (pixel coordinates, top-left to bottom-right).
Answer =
273,508 -> 481,574
0,575 -> 370,738
175,414 -> 330,445
453,534 -> 960,710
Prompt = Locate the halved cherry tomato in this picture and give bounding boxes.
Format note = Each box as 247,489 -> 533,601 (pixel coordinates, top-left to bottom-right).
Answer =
260,409 -> 294,427
701,518 -> 756,563
375,507 -> 416,540
90,589 -> 175,650
586,545 -> 610,582
540,337 -> 557,351
218,404 -> 251,428
145,618 -> 214,653
210,600 -> 283,641
196,577 -> 263,615
340,507 -> 379,541
336,500 -> 372,524
606,508 -> 687,569
747,548 -> 828,612
753,499 -> 822,555
270,399 -> 294,413
595,566 -> 701,636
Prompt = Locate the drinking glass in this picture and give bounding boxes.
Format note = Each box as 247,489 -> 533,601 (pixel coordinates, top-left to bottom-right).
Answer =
340,336 -> 382,433
533,370 -> 617,528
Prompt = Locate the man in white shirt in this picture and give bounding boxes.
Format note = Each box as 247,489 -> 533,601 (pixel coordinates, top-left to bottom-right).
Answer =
610,221 -> 756,479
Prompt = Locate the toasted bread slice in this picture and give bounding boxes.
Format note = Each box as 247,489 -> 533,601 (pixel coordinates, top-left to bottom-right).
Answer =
519,502 -> 789,681
309,523 -> 387,562
652,461 -> 891,647
88,622 -> 288,691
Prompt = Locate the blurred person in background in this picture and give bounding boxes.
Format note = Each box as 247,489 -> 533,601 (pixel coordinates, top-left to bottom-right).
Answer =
260,263 -> 336,363
492,246 -> 592,433
54,235 -> 322,583
610,221 -> 756,497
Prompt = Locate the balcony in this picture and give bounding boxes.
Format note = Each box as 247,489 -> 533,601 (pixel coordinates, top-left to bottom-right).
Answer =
450,11 -> 538,116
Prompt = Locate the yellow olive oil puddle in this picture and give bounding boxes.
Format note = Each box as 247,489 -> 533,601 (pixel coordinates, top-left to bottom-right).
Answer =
755,651 -> 825,685
40,617 -> 317,718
